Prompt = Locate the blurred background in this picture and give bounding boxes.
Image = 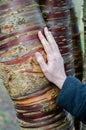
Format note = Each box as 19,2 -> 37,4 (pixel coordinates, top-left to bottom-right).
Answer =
0,0 -> 84,130
0,79 -> 20,130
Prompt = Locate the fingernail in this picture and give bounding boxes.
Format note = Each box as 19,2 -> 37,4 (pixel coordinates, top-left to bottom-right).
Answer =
38,31 -> 42,37
35,52 -> 40,57
38,31 -> 41,34
49,31 -> 51,34
45,27 -> 48,30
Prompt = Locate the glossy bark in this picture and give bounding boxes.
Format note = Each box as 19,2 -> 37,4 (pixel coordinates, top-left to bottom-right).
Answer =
39,0 -> 75,76
39,2 -> 83,130
0,0 -> 74,130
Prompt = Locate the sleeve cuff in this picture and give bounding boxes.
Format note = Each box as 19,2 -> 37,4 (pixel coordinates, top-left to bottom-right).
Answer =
56,76 -> 82,114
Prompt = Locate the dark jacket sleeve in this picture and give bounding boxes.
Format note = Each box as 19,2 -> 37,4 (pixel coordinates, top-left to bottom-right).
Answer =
56,76 -> 86,124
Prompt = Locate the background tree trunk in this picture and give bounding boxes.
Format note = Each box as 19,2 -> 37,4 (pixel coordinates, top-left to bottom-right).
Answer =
0,0 -> 74,130
83,0 -> 86,83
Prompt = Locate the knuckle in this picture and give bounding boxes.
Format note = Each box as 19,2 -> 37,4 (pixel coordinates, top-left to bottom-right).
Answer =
43,68 -> 47,74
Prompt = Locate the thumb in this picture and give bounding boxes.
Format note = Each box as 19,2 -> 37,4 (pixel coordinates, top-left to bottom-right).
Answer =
35,52 -> 47,72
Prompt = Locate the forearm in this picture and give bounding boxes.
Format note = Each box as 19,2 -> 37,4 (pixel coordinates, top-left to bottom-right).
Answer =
56,76 -> 86,124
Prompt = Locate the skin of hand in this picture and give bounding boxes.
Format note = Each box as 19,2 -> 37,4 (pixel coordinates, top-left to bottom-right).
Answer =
35,27 -> 67,89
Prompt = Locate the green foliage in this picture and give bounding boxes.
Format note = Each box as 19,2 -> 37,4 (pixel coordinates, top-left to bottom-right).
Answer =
0,111 -> 10,124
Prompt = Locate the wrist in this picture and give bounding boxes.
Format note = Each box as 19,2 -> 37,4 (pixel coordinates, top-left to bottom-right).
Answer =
55,75 -> 67,89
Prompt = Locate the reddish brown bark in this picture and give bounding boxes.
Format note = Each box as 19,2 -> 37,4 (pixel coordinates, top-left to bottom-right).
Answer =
0,0 -> 83,129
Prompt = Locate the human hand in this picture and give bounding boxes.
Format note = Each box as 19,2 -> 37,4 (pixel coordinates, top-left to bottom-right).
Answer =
35,27 -> 67,89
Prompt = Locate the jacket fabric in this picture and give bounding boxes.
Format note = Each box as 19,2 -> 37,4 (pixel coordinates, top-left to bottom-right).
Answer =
56,76 -> 86,124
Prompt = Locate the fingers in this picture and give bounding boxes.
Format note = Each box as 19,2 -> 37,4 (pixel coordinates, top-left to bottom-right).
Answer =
44,27 -> 51,43
35,52 -> 47,73
38,31 -> 51,59
38,27 -> 62,62
49,31 -> 60,52
44,27 -> 61,53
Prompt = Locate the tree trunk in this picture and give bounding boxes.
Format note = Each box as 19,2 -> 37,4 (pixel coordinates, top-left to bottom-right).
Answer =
39,1 -> 83,130
0,0 -> 74,130
39,0 -> 75,76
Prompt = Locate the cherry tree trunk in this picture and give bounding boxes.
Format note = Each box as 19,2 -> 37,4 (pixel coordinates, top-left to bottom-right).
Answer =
0,0 -> 75,130
39,0 -> 75,76
39,1 -> 83,130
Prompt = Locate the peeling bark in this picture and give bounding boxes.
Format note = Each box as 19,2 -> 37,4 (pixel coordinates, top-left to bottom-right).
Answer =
0,0 -> 83,129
